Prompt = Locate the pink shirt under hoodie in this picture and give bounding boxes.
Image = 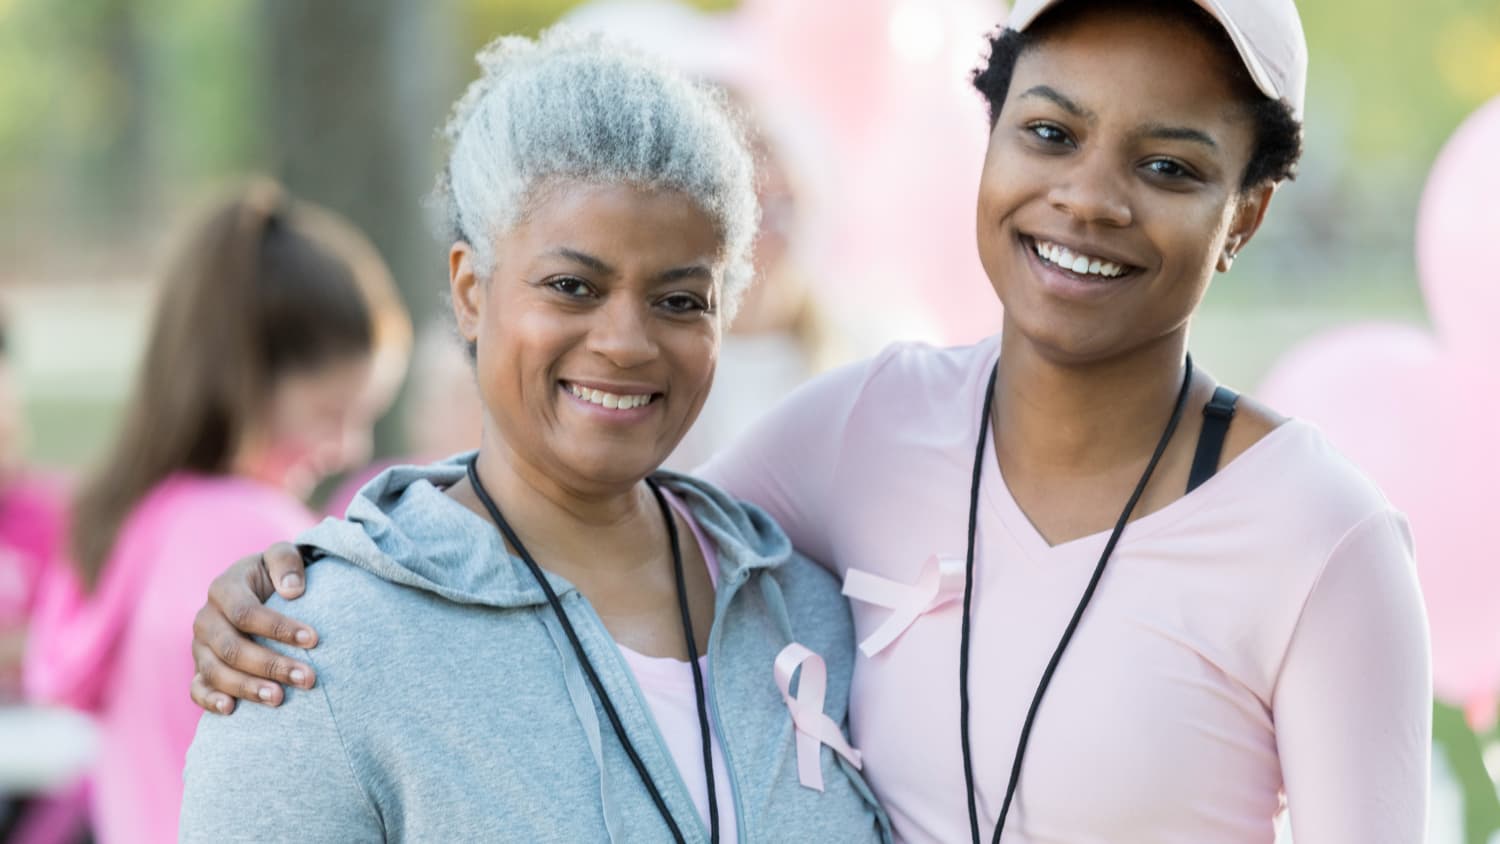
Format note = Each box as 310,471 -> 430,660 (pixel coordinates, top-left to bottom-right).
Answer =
24,473 -> 314,844
700,338 -> 1431,844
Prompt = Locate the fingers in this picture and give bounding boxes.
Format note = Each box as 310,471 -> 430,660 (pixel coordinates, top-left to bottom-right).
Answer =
262,542 -> 310,600
191,671 -> 236,715
191,639 -> 286,708
206,558 -> 318,649
193,603 -> 317,685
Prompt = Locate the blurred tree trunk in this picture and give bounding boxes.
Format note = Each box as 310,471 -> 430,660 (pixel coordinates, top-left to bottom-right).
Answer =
259,0 -> 458,453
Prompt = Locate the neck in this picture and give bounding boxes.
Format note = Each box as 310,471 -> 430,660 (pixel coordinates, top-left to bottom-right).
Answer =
461,427 -> 657,567
993,323 -> 1190,479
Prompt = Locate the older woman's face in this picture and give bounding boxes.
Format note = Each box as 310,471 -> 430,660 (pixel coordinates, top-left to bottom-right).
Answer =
975,6 -> 1273,364
453,182 -> 723,490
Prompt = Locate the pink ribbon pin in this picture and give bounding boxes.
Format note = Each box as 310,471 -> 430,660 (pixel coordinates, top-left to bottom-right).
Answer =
841,554 -> 966,657
774,643 -> 862,792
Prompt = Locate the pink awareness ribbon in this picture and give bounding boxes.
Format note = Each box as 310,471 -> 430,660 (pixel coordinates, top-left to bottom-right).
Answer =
841,554 -> 966,657
774,643 -> 863,792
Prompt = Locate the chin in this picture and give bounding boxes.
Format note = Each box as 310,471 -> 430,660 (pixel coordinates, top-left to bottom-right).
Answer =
563,448 -> 668,489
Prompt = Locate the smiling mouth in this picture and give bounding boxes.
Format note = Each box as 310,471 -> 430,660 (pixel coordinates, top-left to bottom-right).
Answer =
560,381 -> 661,411
1025,236 -> 1140,280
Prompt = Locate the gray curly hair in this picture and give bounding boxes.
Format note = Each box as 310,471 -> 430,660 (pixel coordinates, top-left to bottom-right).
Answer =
431,27 -> 759,320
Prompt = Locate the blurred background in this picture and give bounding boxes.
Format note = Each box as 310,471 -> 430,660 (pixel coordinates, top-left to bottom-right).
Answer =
1,0 -> 1497,841
2,0 -> 1496,462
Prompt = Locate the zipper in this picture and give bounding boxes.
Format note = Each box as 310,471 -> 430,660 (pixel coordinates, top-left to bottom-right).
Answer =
570,589 -> 712,843
706,570 -> 751,844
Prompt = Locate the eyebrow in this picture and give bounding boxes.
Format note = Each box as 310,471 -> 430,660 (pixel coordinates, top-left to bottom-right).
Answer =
1138,123 -> 1219,150
1019,86 -> 1221,151
547,247 -> 712,284
657,265 -> 713,284
1018,85 -> 1096,124
549,247 -> 612,273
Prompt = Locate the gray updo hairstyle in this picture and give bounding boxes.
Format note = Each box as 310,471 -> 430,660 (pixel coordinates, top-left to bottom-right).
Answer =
432,27 -> 759,320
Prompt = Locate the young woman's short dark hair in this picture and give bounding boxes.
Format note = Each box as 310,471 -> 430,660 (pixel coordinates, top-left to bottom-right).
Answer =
972,0 -> 1303,190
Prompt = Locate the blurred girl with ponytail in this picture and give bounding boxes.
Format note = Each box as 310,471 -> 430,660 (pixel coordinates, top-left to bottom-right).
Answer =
23,181 -> 410,844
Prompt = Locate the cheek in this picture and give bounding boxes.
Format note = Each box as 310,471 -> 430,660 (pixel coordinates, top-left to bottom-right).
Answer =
670,326 -> 719,395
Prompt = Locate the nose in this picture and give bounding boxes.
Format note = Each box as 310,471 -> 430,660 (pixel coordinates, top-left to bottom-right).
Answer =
1047,150 -> 1133,228
586,295 -> 658,369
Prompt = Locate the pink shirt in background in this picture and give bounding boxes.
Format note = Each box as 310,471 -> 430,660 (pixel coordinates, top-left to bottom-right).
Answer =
0,472 -> 68,629
701,337 -> 1431,844
617,488 -> 739,844
0,472 -> 68,702
24,474 -> 314,844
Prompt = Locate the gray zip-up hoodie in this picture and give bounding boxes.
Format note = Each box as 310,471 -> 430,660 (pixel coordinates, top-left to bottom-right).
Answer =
180,457 -> 889,842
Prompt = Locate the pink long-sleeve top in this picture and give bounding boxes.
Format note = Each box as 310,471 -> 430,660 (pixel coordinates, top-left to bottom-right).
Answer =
0,473 -> 68,627
24,473 -> 313,844
700,337 -> 1431,844
1,472 -> 68,700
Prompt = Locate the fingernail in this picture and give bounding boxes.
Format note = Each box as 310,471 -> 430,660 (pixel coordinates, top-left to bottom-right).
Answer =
282,573 -> 303,591
258,686 -> 275,701
294,629 -> 313,645
216,698 -> 231,714
290,669 -> 306,685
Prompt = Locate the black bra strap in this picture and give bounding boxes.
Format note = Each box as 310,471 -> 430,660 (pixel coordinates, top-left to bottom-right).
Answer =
1186,385 -> 1239,493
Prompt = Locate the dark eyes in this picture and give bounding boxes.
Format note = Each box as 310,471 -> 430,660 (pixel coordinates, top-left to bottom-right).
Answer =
1143,159 -> 1195,180
659,293 -> 710,314
1022,122 -> 1202,183
1026,122 -> 1073,147
547,276 -> 594,298
544,277 -> 710,315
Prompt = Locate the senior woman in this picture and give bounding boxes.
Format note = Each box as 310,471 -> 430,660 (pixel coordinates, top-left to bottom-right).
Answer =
189,1 -> 1431,841
177,29 -> 887,844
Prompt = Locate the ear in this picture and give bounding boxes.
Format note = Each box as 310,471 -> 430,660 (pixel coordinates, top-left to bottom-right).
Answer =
1218,183 -> 1276,272
449,242 -> 484,344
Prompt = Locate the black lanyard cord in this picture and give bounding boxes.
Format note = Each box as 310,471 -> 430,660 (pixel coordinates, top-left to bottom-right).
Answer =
960,355 -> 1195,844
465,458 -> 719,844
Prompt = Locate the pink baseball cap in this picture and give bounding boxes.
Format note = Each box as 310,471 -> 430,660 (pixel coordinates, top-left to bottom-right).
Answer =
1004,0 -> 1308,120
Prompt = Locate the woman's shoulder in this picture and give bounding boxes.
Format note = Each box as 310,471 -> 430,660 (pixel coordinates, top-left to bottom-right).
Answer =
1198,411 -> 1403,563
266,553 -> 398,637
657,475 -> 847,606
839,335 -> 999,404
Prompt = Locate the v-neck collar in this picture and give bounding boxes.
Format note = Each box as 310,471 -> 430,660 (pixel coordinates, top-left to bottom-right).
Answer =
971,350 -> 1307,564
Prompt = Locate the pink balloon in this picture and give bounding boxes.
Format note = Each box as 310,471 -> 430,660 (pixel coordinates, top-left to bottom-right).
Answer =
732,0 -> 1008,344
1416,97 -> 1500,356
1259,96 -> 1500,730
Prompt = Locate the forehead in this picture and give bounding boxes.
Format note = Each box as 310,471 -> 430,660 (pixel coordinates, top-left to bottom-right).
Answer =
507,180 -> 724,267
1012,7 -> 1252,132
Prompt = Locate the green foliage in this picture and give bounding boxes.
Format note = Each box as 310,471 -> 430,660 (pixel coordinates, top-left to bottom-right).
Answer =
459,0 -> 737,43
1433,700 -> 1500,844
1301,0 -> 1500,167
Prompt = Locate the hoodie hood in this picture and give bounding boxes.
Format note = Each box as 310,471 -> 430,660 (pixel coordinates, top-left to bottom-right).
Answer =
297,453 -> 796,609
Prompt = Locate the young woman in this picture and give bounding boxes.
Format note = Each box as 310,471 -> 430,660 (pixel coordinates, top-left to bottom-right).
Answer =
190,1 -> 1431,841
178,30 -> 887,843
21,181 -> 412,843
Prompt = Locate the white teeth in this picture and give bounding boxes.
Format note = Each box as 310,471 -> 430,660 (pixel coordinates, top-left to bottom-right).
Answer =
567,383 -> 653,410
1033,239 -> 1129,279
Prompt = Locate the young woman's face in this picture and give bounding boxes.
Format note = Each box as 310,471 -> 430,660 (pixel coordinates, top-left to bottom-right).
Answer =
976,7 -> 1273,364
244,354 -> 379,498
452,181 -> 723,490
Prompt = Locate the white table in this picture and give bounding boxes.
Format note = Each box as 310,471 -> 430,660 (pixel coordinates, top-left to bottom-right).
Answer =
0,706 -> 96,793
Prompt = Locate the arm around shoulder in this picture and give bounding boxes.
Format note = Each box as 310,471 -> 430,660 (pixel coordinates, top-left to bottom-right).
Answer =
1274,509 -> 1431,843
179,646 -> 381,842
696,353 -> 883,564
